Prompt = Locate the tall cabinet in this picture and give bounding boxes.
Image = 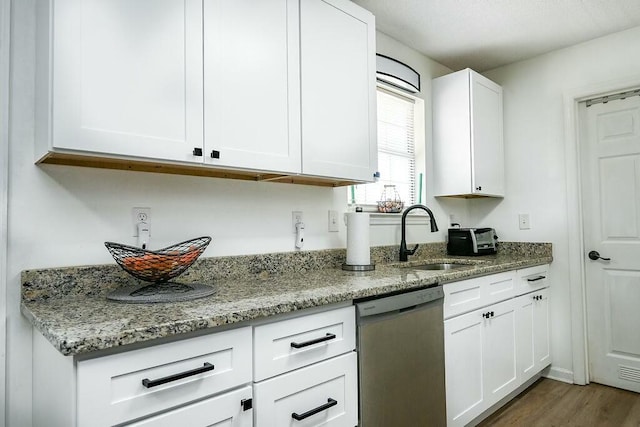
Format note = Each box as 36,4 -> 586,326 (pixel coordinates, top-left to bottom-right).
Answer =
432,68 -> 504,197
36,0 -> 377,185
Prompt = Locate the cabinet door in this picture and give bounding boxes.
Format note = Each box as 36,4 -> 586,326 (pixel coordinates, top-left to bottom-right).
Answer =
444,309 -> 484,427
470,71 -> 504,196
515,287 -> 551,387
51,0 -> 203,163
125,386 -> 253,427
203,0 -> 301,173
432,70 -> 472,197
300,0 -> 377,182
534,288 -> 551,369
483,298 -> 518,407
515,293 -> 537,384
254,352 -> 358,427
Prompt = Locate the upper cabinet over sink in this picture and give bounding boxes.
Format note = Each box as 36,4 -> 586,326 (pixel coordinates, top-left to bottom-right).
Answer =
432,69 -> 505,198
35,0 -> 377,187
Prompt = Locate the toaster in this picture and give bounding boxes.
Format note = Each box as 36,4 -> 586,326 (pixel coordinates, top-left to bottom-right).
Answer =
447,228 -> 498,256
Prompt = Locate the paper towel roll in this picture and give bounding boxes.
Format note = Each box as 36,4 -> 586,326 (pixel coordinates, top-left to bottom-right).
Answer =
345,211 -> 371,266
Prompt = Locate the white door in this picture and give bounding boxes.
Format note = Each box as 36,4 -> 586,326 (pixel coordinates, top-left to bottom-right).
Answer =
581,94 -> 640,392
470,71 -> 504,196
203,0 -> 301,174
482,298 -> 517,407
52,0 -> 204,163
444,309 -> 484,427
300,0 -> 377,182
533,288 -> 551,369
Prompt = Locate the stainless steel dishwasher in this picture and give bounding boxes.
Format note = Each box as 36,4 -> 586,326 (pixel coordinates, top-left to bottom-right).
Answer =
356,285 -> 446,427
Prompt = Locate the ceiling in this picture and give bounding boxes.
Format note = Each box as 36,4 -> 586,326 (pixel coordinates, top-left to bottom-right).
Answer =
351,0 -> 640,72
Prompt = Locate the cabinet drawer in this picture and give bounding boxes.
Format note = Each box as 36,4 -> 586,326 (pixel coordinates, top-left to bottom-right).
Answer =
517,264 -> 549,295
125,385 -> 253,427
253,306 -> 355,381
77,326 -> 252,426
254,352 -> 358,427
444,277 -> 483,319
444,271 -> 515,319
484,270 -> 517,306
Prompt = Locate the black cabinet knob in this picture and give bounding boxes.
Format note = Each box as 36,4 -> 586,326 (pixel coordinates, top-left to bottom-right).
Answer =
193,147 -> 203,156
211,150 -> 220,159
476,186 -> 482,191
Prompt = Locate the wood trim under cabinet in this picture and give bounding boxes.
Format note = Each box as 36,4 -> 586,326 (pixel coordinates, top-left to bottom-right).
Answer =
37,152 -> 361,188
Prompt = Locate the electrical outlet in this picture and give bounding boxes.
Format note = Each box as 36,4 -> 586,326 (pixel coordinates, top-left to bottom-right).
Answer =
328,210 -> 339,232
292,211 -> 303,233
519,213 -> 530,230
132,207 -> 151,236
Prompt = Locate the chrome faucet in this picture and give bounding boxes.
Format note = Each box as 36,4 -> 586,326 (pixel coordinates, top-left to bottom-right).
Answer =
399,204 -> 439,261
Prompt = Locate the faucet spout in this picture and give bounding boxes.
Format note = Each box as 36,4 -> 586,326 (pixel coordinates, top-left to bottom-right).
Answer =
399,204 -> 439,262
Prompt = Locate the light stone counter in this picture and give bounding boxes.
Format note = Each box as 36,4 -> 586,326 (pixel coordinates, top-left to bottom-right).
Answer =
21,242 -> 552,356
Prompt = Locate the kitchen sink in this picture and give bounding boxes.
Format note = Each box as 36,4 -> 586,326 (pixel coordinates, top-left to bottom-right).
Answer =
412,263 -> 475,271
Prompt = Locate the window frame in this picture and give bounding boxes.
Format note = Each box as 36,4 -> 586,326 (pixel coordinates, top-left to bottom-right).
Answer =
349,82 -> 426,215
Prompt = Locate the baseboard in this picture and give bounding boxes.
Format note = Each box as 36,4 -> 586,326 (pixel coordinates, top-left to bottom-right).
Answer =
544,366 -> 574,384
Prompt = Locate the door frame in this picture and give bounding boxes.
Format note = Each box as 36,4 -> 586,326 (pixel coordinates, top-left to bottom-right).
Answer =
563,75 -> 640,385
0,0 -> 9,419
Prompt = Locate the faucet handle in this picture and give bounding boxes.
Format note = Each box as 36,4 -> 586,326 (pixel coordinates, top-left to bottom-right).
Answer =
407,244 -> 419,255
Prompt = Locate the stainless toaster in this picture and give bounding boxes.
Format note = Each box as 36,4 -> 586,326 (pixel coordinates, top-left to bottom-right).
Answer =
447,228 -> 498,256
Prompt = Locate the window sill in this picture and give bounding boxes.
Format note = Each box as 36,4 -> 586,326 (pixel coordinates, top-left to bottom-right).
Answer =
369,212 -> 431,226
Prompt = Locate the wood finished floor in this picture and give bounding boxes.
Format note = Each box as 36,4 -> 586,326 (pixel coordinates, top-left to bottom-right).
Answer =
478,378 -> 640,426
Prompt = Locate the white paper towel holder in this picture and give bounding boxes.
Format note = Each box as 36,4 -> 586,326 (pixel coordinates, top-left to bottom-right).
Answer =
342,207 -> 375,272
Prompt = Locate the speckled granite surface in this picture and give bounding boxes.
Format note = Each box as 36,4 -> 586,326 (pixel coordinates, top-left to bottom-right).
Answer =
21,242 -> 552,356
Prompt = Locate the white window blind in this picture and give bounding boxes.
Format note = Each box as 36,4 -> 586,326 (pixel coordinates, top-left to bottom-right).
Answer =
351,87 -> 416,206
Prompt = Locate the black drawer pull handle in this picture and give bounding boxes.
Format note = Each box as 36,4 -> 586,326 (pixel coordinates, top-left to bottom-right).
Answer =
527,275 -> 546,282
291,333 -> 336,349
292,398 -> 337,421
141,362 -> 214,388
192,147 -> 203,156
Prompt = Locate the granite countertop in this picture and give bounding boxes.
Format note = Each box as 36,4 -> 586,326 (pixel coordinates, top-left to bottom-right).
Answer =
21,242 -> 552,357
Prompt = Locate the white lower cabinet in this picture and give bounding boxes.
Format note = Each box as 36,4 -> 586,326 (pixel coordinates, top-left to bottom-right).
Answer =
444,298 -> 517,427
32,305 -> 357,427
252,305 -> 357,426
254,353 -> 358,426
444,265 -> 551,426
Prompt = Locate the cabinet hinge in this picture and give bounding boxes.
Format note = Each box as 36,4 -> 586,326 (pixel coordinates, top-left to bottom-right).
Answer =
241,398 -> 253,411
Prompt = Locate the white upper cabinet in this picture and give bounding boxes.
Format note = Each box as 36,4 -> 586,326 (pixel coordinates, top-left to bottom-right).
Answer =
203,0 -> 301,174
432,68 -> 504,197
36,0 -> 377,185
37,0 -> 204,164
299,0 -> 377,182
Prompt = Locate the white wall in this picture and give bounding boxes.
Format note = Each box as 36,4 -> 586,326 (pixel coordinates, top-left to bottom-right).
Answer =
5,3 -> 452,424
477,25 -> 640,381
